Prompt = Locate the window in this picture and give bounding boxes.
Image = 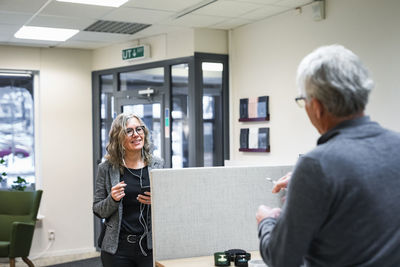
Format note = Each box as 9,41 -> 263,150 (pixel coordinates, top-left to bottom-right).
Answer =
202,62 -> 223,166
0,71 -> 35,190
119,67 -> 164,91
171,64 -> 189,168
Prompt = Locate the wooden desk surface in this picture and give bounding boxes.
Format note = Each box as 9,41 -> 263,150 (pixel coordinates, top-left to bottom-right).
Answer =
157,251 -> 262,267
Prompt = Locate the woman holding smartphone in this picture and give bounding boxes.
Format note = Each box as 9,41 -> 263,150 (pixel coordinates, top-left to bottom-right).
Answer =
93,113 -> 163,267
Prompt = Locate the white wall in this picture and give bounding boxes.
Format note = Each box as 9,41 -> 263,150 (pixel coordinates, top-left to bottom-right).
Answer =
0,45 -> 94,257
92,33 -> 188,71
229,0 -> 400,166
92,28 -> 228,70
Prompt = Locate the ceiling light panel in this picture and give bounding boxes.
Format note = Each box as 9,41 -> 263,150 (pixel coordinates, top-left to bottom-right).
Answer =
14,26 -> 79,41
103,8 -> 173,24
30,15 -> 96,30
56,0 -> 129,8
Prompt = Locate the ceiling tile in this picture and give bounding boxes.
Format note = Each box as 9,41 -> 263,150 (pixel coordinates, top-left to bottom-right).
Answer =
240,5 -> 288,20
103,7 -> 174,24
70,31 -> 134,43
232,0 -> 280,4
0,12 -> 32,25
164,14 -> 228,28
123,0 -> 203,12
211,17 -> 254,30
138,24 -> 187,36
273,0 -> 312,8
192,1 -> 261,17
0,0 -> 48,13
0,24 -> 21,41
0,0 -> 313,49
40,1 -> 113,19
29,15 -> 96,30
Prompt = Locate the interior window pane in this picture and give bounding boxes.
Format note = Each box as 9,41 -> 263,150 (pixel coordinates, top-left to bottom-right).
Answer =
119,68 -> 164,91
202,62 -> 223,167
171,64 -> 189,168
100,74 -> 113,93
100,74 -> 114,159
0,73 -> 35,190
203,122 -> 213,167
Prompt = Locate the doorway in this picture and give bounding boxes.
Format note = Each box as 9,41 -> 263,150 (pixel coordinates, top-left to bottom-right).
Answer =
92,53 -> 229,249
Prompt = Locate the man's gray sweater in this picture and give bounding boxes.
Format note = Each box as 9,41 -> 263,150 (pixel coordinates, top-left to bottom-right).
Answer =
259,116 -> 400,267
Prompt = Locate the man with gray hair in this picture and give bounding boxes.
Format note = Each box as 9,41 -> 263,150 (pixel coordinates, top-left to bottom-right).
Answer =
256,45 -> 400,266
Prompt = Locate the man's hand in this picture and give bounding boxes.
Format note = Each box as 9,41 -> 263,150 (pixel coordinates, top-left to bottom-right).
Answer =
256,205 -> 282,224
272,172 -> 292,193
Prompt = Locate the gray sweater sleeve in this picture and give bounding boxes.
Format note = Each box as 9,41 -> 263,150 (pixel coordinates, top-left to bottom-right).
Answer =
92,163 -> 119,219
258,156 -> 332,267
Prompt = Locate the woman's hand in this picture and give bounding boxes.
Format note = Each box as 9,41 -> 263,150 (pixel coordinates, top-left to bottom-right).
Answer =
272,172 -> 292,193
111,181 -> 127,201
137,191 -> 151,205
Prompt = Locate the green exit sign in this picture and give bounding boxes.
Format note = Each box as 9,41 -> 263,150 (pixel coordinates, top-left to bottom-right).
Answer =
122,45 -> 150,61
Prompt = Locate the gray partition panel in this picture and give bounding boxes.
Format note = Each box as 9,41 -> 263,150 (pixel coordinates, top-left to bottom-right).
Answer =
150,165 -> 293,261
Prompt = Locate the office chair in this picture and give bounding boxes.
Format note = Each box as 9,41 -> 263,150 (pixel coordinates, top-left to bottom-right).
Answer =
0,190 -> 43,267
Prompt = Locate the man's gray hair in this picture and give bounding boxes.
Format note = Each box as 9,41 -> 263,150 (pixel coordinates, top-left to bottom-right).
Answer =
296,44 -> 374,117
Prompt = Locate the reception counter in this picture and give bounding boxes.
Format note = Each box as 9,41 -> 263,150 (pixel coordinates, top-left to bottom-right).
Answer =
157,251 -> 262,267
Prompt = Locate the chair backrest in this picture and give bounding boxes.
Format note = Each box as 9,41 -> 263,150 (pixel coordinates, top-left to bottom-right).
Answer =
0,190 -> 43,241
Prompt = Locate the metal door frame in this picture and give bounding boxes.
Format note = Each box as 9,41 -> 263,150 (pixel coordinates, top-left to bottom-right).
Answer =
91,54 -> 229,250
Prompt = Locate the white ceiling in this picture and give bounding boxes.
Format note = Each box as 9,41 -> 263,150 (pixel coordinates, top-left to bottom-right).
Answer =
0,0 -> 312,50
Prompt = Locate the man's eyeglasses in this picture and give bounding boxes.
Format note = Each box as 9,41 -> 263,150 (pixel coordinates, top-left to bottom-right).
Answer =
125,126 -> 145,137
295,96 -> 306,108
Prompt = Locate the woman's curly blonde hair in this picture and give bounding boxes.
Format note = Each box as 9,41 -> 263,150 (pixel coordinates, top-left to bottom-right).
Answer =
105,113 -> 153,172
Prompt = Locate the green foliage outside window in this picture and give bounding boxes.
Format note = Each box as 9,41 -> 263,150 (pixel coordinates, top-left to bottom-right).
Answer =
0,158 -> 6,182
0,157 -> 28,191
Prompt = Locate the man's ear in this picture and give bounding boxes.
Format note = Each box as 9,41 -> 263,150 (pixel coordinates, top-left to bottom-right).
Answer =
311,98 -> 324,119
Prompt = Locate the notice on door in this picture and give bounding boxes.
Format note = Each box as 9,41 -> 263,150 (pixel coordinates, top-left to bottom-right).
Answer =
165,108 -> 170,138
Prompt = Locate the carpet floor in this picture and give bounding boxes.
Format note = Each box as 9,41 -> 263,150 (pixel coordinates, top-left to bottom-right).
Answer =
47,257 -> 102,267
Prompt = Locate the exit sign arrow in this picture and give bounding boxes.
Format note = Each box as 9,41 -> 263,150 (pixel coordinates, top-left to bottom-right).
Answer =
122,45 -> 150,61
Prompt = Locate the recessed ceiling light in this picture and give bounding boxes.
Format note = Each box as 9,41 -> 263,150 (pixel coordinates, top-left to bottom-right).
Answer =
56,0 -> 129,7
14,26 -> 79,42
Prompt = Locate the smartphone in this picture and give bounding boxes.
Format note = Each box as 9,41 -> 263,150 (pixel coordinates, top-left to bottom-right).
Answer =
141,186 -> 150,195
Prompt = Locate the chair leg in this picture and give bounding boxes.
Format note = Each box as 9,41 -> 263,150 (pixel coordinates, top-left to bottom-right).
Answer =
22,257 -> 35,267
9,258 -> 16,267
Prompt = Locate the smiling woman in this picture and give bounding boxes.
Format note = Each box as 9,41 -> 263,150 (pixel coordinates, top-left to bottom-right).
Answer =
93,113 -> 164,267
0,71 -> 36,190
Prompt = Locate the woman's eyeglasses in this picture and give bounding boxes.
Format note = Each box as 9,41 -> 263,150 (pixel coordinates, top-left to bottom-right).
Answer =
125,126 -> 145,137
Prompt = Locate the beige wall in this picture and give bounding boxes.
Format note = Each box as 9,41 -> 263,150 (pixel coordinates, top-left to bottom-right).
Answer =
229,0 -> 400,166
0,45 -> 94,257
92,28 -> 228,70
